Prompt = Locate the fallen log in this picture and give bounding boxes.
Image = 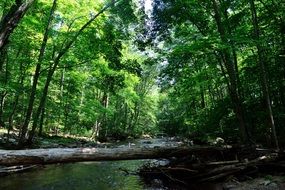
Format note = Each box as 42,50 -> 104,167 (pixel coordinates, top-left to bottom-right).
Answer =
204,160 -> 239,166
0,146 -> 226,166
139,150 -> 285,184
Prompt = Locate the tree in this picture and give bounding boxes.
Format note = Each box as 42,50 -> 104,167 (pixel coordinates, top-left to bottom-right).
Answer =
0,0 -> 284,149
20,0 -> 123,145
249,0 -> 279,149
151,0 -> 284,146
19,0 -> 58,145
0,0 -> 34,51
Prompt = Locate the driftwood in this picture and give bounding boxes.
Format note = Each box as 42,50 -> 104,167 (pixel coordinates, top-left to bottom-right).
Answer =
139,147 -> 285,185
0,146 -> 226,166
1,145 -> 283,182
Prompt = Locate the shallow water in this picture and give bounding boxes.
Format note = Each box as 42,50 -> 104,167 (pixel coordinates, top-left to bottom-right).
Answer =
0,138 -> 222,190
0,160 -> 148,190
0,138 -> 173,190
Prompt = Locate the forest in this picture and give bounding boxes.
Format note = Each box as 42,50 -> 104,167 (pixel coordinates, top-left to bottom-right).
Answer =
0,0 -> 284,148
0,0 -> 284,188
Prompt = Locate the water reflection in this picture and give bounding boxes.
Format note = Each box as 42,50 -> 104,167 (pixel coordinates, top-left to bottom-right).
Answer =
0,138 -> 179,190
0,138 -> 220,189
0,160 -> 146,190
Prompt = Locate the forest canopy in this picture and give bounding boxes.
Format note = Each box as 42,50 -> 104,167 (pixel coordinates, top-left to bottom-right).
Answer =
0,0 -> 284,148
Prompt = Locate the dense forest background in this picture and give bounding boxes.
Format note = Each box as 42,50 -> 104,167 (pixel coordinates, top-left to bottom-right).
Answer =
0,0 -> 284,148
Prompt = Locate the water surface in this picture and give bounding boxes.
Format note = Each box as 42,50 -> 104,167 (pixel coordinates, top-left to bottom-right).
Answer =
0,138 -> 191,190
0,160 -> 149,190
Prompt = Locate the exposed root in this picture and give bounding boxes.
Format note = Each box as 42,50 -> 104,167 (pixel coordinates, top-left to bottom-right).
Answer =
139,146 -> 285,187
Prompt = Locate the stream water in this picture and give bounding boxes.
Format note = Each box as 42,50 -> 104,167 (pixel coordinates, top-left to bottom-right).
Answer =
0,138 -> 221,190
0,160 -> 148,190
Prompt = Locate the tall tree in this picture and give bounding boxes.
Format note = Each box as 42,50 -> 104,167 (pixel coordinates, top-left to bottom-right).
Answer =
249,0 -> 279,149
211,0 -> 249,142
0,0 -> 34,51
19,0 -> 58,145
25,0 -> 123,144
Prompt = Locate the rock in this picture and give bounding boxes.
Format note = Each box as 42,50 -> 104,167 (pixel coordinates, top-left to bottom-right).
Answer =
128,143 -> 135,147
267,182 -> 278,189
223,184 -> 237,190
8,138 -> 17,143
142,140 -> 152,144
67,144 -> 77,148
211,137 -> 225,146
262,180 -> 271,186
142,134 -> 152,139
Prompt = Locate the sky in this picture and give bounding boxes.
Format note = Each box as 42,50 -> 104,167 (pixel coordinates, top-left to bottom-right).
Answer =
145,0 -> 153,13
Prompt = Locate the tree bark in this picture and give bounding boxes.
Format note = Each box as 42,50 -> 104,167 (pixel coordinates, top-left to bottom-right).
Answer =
0,42 -> 9,129
0,146 -> 223,166
8,59 -> 24,132
38,105 -> 45,136
102,92 -> 109,137
211,0 -> 249,143
27,0 -> 119,143
249,0 -> 279,149
19,0 -> 57,145
0,0 -> 34,51
27,58 -> 59,143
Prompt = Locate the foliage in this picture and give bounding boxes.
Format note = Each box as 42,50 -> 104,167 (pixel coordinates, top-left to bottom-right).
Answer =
0,0 -> 284,148
154,0 -> 285,146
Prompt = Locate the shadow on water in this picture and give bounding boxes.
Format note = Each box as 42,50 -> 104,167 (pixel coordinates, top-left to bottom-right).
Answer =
0,160 -> 223,190
0,164 -> 223,190
0,138 -> 223,190
0,160 -> 147,190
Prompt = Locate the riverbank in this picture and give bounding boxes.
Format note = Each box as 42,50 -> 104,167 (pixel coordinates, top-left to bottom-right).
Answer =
1,129 -> 284,190
0,129 -> 104,149
223,175 -> 285,190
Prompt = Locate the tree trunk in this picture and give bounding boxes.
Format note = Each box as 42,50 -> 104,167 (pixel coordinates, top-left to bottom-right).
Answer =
18,63 -> 40,144
28,58 -> 59,143
0,0 -> 34,51
249,0 -> 279,149
38,105 -> 45,136
132,101 -> 141,131
18,0 -> 57,146
0,146 -> 223,166
91,120 -> 101,140
211,0 -> 249,143
28,0 -> 117,143
58,67 -> 65,127
0,41 -> 9,129
102,92 -> 109,137
200,86 -> 205,108
8,49 -> 25,132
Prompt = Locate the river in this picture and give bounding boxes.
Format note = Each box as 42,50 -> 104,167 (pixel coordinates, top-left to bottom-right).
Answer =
1,138 -> 280,190
0,160 -> 150,190
0,138 -> 188,190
